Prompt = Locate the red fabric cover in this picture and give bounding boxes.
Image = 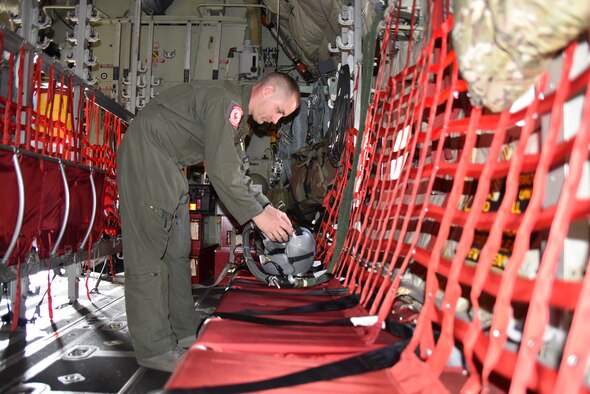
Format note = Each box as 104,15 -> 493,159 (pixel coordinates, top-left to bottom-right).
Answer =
0,151 -> 106,265
55,165 -> 105,255
196,318 -> 396,356
166,349 -> 404,393
36,160 -> 65,259
194,275 -> 400,356
0,152 -> 42,265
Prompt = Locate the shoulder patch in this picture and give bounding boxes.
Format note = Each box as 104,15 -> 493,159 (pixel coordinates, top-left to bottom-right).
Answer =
227,104 -> 244,129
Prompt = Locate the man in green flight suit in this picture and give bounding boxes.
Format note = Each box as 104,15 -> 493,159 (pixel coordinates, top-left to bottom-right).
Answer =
116,72 -> 300,372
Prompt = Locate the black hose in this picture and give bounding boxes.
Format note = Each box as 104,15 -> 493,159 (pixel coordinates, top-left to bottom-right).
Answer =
326,64 -> 352,165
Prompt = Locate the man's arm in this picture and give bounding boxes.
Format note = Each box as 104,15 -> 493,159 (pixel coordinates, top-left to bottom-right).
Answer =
201,93 -> 292,242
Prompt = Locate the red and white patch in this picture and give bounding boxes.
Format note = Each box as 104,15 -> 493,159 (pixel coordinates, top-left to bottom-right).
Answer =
228,105 -> 243,129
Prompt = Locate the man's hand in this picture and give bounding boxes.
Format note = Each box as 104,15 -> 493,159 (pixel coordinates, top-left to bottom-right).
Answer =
252,205 -> 293,242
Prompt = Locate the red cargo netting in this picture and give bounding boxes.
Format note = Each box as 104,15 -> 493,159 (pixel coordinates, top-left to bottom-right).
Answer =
315,3 -> 590,393
0,30 -> 128,267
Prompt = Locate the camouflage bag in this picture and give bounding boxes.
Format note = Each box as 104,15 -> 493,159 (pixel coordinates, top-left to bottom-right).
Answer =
289,140 -> 338,224
452,0 -> 590,112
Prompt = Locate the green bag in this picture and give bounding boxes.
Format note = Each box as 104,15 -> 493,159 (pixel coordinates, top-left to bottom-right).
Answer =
289,140 -> 338,224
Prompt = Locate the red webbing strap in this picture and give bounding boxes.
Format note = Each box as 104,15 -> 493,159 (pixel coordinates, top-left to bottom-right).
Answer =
95,99 -> 101,167
57,72 -> 67,160
67,76 -> 80,162
329,7 -> 395,281
109,256 -> 115,279
552,83 -> 590,391
15,47 -> 25,149
337,4 -> 403,288
26,55 -> 41,150
357,3 -> 418,308
81,92 -> 91,164
76,85 -> 85,144
100,111 -> 109,169
460,130 -> 522,390
116,116 -> 123,146
511,43 -> 587,393
85,233 -> 92,301
0,29 -> 2,89
44,65 -> 56,157
402,17 -> 466,365
554,256 -> 590,393
429,110 -> 511,372
61,76 -> 73,160
0,29 -> 4,144
104,116 -> 123,236
391,351 -> 450,394
10,258 -> 21,332
479,71 -> 550,388
101,108 -> 113,170
84,93 -> 97,166
94,101 -> 100,146
46,233 -> 54,320
374,19 -> 461,319
49,66 -> 59,157
2,52 -> 14,145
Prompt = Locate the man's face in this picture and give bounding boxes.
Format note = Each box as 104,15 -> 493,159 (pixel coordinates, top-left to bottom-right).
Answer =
251,86 -> 299,125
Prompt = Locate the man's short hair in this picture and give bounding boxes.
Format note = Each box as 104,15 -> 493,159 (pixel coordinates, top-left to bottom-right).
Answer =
261,72 -> 300,101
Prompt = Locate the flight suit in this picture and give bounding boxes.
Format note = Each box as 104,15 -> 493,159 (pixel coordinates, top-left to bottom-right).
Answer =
117,80 -> 269,359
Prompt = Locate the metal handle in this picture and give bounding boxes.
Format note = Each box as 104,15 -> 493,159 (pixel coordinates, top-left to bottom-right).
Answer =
79,170 -> 97,250
1,152 -> 25,266
51,161 -> 70,256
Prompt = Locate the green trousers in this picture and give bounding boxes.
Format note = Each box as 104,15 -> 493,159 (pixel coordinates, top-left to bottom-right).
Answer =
119,191 -> 199,359
117,130 -> 200,359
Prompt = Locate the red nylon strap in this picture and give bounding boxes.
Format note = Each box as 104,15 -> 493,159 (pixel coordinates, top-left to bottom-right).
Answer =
331,10 -> 397,281
554,256 -> 590,393
551,76 -> 590,393
378,21 -> 461,321
511,43 -> 587,393
30,56 -> 43,152
67,77 -> 80,161
85,233 -> 92,301
2,52 -> 14,145
480,71 -> 550,387
26,56 -> 41,150
439,107 -> 509,391
429,109 -> 511,372
15,47 -> 25,149
355,6 -> 417,308
46,234 -> 54,320
81,89 -> 91,164
94,101 -> 99,146
43,65 -> 56,157
404,17 -> 461,365
10,258 -> 21,332
47,268 -> 53,320
312,2 -> 590,392
62,77 -> 73,160
339,2 -> 412,294
109,256 -> 115,279
57,73 -> 66,160
367,52 -> 431,310
76,85 -> 84,145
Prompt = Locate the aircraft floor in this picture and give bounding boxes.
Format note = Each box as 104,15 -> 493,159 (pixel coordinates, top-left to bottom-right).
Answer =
0,267 -> 224,393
